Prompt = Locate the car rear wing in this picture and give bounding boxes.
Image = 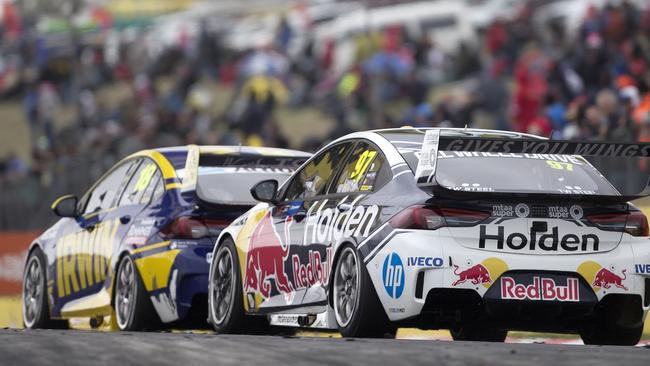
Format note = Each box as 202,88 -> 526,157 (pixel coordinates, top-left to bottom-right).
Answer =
414,129 -> 650,202
181,144 -> 201,193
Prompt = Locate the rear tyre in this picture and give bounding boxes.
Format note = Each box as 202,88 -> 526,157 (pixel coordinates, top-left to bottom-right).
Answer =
114,255 -> 159,331
450,326 -> 508,342
22,248 -> 68,329
209,238 -> 269,334
333,244 -> 396,338
580,325 -> 642,346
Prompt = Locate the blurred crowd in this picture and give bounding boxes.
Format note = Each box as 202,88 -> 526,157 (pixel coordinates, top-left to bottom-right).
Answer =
2,0 -> 650,228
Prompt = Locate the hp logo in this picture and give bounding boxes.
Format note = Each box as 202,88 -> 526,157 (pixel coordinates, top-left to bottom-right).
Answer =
382,252 -> 405,299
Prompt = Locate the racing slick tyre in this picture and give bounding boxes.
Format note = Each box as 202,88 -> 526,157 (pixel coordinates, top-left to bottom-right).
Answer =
333,244 -> 396,338
114,255 -> 159,331
450,326 -> 508,342
580,324 -> 643,346
22,248 -> 68,329
209,237 -> 269,334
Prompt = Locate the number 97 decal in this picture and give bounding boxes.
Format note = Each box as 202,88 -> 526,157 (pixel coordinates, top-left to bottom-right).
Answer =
350,150 -> 377,182
546,160 -> 573,171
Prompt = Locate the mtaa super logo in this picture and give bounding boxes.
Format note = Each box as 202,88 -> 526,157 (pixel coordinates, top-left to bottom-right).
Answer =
382,252 -> 404,299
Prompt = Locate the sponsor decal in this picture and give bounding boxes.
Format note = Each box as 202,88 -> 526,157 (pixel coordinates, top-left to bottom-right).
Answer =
124,218 -> 156,245
283,201 -> 303,216
515,204 -> 529,218
500,276 -> 580,302
479,225 -> 599,252
548,206 -> 569,219
406,256 -> 444,267
570,205 -> 583,220
382,252 -> 405,299
56,219 -> 120,297
635,264 -> 650,274
438,138 -> 650,158
452,257 -> 508,287
169,240 -> 200,250
204,156 -> 306,173
577,261 -> 628,292
291,248 -> 333,291
437,151 -> 587,163
388,307 -> 406,313
273,314 -> 301,325
244,212 -> 333,303
304,198 -> 378,245
593,268 -> 627,290
244,213 -> 294,302
450,183 -> 494,192
492,204 -> 513,217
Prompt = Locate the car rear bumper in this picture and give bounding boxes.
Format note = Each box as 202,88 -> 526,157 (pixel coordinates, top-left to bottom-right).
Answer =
141,239 -> 213,324
364,229 -> 650,327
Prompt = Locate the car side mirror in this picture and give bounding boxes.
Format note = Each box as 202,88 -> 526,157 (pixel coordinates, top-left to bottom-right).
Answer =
51,195 -> 79,218
250,179 -> 279,204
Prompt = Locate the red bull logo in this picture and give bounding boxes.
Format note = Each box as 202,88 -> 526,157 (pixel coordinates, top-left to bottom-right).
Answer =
577,261 -> 628,293
501,276 -> 580,302
452,264 -> 491,286
245,212 -> 295,302
593,268 -> 627,291
451,258 -> 508,288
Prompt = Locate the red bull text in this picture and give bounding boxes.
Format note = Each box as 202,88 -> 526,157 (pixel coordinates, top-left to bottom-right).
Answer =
501,277 -> 580,302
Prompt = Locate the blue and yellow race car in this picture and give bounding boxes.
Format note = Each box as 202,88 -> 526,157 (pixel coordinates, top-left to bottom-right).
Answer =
21,145 -> 309,330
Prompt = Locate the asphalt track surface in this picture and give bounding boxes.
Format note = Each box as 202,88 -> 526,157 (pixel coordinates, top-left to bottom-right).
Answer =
1,329 -> 650,366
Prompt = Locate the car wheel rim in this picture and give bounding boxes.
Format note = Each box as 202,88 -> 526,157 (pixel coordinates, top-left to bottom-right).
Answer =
116,258 -> 136,329
23,256 -> 43,327
334,247 -> 359,328
211,247 -> 234,325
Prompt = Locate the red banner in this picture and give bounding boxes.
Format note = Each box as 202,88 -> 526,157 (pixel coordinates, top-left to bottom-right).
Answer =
0,231 -> 39,296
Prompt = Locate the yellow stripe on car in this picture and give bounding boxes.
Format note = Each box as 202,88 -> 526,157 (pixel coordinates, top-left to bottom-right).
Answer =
134,250 -> 182,291
50,194 -> 75,210
126,149 -> 177,180
131,241 -> 170,254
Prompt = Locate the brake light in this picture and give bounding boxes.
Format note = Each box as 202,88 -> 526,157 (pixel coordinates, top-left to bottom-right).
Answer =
587,210 -> 649,237
161,217 -> 230,239
389,206 -> 488,230
626,210 -> 649,236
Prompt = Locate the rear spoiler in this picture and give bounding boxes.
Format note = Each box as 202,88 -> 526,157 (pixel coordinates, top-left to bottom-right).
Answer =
415,130 -> 650,202
181,144 -> 200,193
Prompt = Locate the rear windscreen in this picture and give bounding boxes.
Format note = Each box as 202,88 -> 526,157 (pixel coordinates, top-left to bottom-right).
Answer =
195,154 -> 308,205
380,131 -> 620,196
435,152 -> 618,195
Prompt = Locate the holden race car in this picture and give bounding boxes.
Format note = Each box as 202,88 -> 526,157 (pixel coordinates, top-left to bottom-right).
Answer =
207,127 -> 650,345
22,145 -> 310,331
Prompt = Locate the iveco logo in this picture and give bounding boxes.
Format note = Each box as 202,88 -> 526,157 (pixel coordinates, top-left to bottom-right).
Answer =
479,226 -> 599,252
